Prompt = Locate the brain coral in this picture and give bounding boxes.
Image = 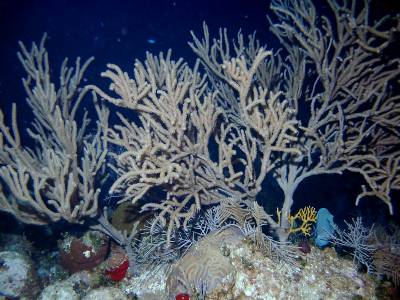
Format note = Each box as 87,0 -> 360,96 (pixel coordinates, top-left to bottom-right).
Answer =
166,227 -> 244,298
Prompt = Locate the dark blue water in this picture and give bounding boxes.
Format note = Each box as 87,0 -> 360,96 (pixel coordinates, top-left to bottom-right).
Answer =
0,0 -> 270,106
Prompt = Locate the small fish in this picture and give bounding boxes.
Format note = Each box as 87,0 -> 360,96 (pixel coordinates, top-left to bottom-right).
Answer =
147,38 -> 156,44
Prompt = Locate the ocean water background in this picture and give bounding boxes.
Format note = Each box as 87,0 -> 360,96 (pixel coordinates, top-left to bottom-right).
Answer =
0,0 -> 399,237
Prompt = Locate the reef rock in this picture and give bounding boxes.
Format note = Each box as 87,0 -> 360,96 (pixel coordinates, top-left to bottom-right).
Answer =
0,250 -> 39,298
39,270 -> 102,300
82,287 -> 128,300
206,241 -> 377,299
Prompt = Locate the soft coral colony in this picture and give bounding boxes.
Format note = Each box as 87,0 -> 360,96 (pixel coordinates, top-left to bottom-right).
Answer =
0,0 -> 399,297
